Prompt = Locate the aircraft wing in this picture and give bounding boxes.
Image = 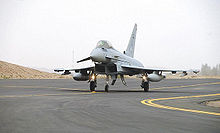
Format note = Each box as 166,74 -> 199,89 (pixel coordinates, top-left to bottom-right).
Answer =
121,65 -> 199,74
54,66 -> 94,75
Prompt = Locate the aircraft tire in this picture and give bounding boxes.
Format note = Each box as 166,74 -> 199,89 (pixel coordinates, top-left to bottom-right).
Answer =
142,82 -> 149,92
90,81 -> 96,92
105,84 -> 109,92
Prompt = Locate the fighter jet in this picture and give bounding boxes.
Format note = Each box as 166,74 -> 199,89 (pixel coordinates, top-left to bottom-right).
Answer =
55,24 -> 199,92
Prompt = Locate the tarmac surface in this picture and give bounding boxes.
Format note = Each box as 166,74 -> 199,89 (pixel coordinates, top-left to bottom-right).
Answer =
0,79 -> 220,133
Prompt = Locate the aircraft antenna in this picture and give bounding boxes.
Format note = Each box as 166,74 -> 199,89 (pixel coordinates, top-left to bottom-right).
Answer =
72,49 -> 74,67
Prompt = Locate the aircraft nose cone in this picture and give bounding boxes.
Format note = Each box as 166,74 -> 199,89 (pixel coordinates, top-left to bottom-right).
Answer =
90,50 -> 98,60
90,48 -> 106,62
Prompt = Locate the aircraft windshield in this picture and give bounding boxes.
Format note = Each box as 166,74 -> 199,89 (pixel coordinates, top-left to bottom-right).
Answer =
96,40 -> 113,49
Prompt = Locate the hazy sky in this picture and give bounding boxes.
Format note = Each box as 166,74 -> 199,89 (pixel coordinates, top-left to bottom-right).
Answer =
0,0 -> 220,70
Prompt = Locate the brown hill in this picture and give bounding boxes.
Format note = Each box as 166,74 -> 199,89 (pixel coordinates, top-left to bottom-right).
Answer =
0,61 -> 71,79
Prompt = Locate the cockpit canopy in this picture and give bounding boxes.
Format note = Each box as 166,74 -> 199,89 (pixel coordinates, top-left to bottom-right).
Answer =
96,40 -> 113,49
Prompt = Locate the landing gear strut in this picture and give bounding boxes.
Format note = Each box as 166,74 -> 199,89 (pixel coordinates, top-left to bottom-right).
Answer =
90,74 -> 97,92
141,75 -> 149,92
105,75 -> 110,92
141,81 -> 149,92
105,84 -> 109,92
90,81 -> 96,92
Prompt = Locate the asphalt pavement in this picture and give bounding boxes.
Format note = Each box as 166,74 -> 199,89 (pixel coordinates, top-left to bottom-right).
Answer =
0,78 -> 220,133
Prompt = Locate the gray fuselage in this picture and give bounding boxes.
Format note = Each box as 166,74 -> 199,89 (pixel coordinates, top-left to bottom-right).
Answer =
89,41 -> 143,75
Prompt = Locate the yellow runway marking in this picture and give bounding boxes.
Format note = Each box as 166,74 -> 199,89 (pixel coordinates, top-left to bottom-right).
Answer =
3,82 -> 220,92
0,92 -> 101,98
2,85 -> 57,88
2,85 -> 88,91
58,87 -> 88,91
0,85 -> 103,98
1,82 -> 220,102
150,82 -> 220,90
129,82 -> 220,91
141,93 -> 220,116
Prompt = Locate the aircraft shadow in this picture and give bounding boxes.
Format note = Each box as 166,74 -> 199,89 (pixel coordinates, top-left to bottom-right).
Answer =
57,89 -> 201,94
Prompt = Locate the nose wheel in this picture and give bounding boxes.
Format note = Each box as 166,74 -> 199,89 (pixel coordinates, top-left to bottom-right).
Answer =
104,75 -> 110,92
105,84 -> 109,92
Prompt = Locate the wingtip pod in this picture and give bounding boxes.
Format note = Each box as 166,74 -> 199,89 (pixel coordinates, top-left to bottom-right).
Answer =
180,69 -> 199,77
186,69 -> 200,74
54,68 -> 64,72
193,70 -> 200,74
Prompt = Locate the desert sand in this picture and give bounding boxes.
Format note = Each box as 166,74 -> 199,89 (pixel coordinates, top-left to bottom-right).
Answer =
0,61 -> 71,79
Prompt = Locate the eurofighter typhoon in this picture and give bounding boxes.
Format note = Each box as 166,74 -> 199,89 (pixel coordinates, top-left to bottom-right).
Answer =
55,24 -> 199,92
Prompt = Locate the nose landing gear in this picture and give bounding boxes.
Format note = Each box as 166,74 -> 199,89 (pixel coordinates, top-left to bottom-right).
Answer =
105,75 -> 110,92
105,84 -> 109,92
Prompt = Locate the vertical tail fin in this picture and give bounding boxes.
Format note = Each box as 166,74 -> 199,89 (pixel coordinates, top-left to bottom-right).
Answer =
124,24 -> 137,58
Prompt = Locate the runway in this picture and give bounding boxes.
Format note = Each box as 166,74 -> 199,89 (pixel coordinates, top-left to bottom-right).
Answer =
0,79 -> 220,133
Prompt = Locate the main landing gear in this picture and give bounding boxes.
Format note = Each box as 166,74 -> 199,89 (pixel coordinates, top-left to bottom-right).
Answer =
90,81 -> 96,92
141,81 -> 149,92
89,73 -> 150,92
89,74 -> 97,92
141,75 -> 149,92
